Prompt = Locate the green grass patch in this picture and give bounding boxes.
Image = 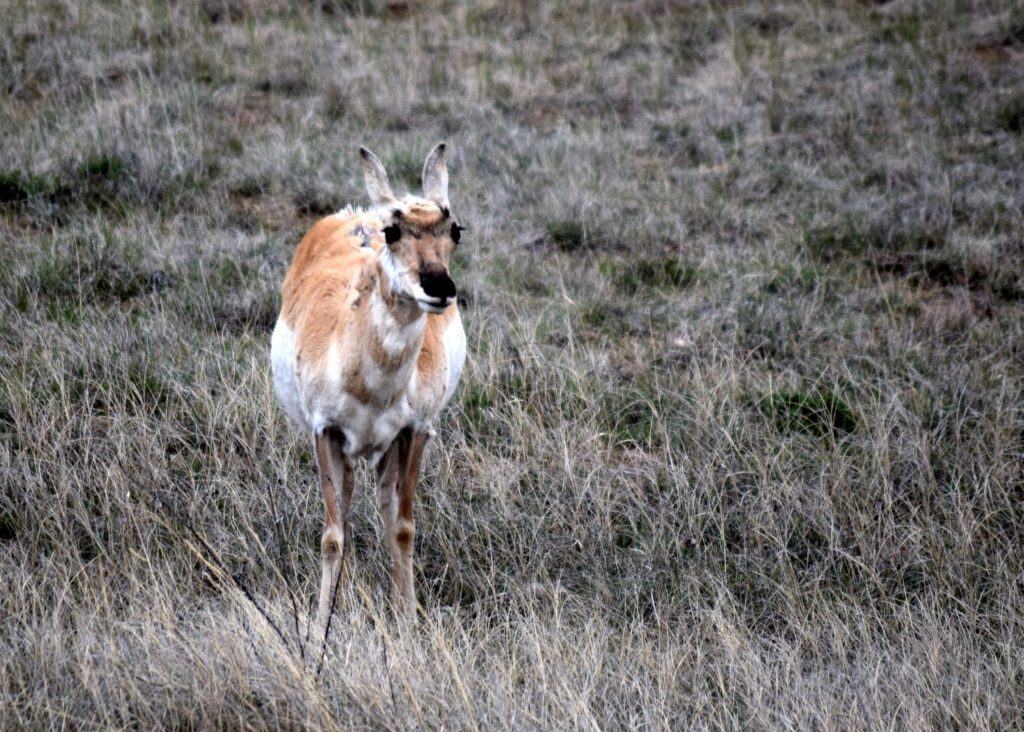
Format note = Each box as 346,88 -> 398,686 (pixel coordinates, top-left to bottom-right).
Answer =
545,219 -> 588,252
388,149 -> 424,190
802,220 -> 873,261
293,183 -> 337,217
878,15 -> 922,46
598,378 -> 666,449
997,96 -> 1024,135
76,153 -> 128,182
871,251 -> 1023,301
12,232 -> 172,313
764,263 -> 828,295
213,287 -> 281,334
0,169 -> 52,203
1,152 -> 190,220
488,256 -> 552,297
610,396 -> 659,447
0,511 -> 19,543
803,219 -> 946,262
758,387 -> 857,437
230,175 -> 271,198
580,300 -> 627,332
599,257 -> 696,294
462,383 -> 493,435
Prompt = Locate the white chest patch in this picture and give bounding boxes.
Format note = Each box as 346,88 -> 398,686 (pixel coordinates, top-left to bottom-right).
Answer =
442,309 -> 467,405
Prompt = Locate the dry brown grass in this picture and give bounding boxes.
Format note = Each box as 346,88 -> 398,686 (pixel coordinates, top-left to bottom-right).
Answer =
2,0 -> 1024,728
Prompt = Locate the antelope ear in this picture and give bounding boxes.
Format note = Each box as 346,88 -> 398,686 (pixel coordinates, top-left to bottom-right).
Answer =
359,146 -> 396,205
421,142 -> 449,209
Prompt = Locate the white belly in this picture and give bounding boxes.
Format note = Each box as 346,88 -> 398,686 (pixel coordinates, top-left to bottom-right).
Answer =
314,394 -> 414,461
271,309 -> 466,456
272,316 -> 418,459
270,317 -> 310,432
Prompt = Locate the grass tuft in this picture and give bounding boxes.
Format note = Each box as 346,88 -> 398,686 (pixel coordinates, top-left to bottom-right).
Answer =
758,388 -> 858,437
0,169 -> 50,203
599,257 -> 696,294
545,218 -> 588,251
997,96 -> 1024,134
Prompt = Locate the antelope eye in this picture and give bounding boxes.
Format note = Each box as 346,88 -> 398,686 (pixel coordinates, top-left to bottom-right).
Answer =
451,223 -> 463,245
383,224 -> 402,245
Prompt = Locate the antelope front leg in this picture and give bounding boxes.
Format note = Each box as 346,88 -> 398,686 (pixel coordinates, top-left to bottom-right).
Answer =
314,428 -> 352,632
376,427 -> 427,620
395,430 -> 428,618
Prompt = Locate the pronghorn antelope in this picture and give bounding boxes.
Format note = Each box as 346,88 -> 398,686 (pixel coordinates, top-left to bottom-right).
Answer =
270,143 -> 465,624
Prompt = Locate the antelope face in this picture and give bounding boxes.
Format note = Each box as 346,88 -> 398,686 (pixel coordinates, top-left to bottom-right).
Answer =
360,143 -> 462,314
381,203 -> 461,313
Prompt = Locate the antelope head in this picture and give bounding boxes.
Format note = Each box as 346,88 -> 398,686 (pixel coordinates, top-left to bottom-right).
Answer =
359,143 -> 463,314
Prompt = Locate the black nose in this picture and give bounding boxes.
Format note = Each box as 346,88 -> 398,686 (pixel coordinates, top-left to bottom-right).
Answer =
419,264 -> 457,301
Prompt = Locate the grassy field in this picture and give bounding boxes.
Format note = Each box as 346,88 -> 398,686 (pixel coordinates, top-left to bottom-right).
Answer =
2,0 -> 1023,727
